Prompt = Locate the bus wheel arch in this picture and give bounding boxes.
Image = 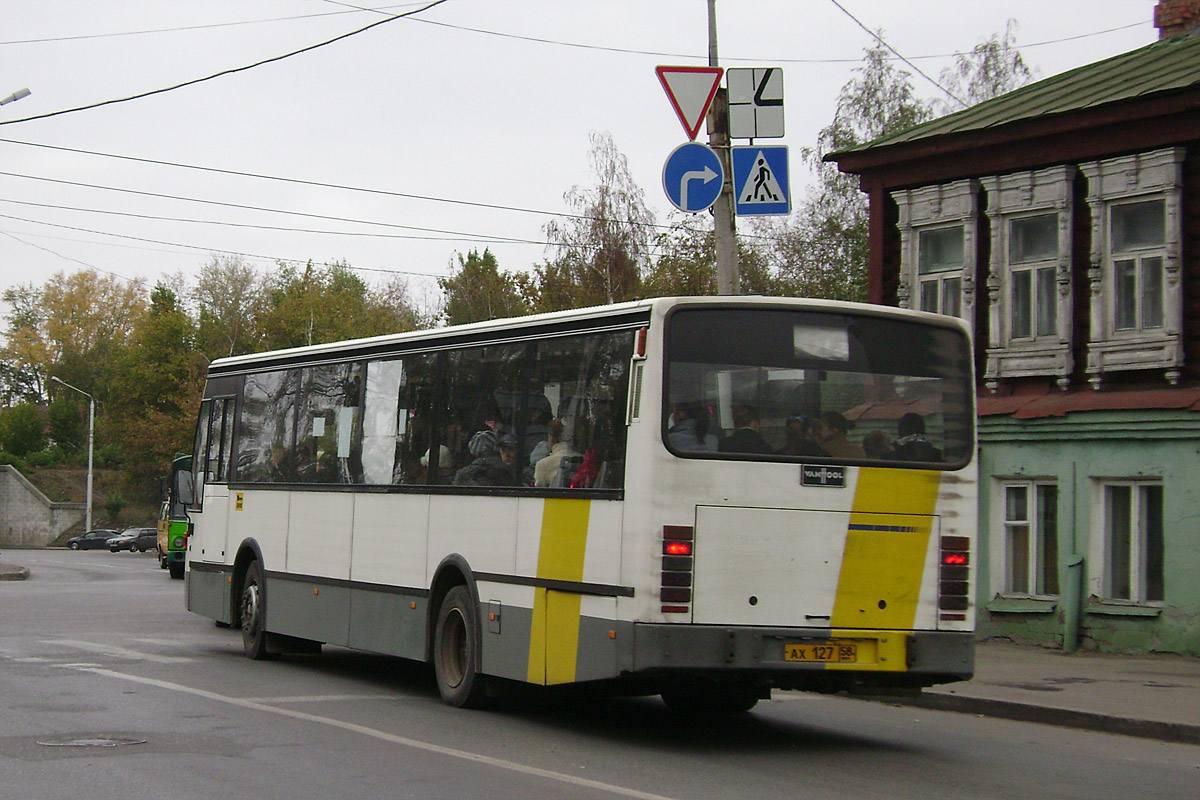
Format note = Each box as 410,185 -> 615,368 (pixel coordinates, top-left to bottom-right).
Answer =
232,541 -> 275,660
428,556 -> 486,708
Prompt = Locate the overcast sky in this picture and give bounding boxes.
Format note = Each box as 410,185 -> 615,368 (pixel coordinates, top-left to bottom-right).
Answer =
0,0 -> 1159,316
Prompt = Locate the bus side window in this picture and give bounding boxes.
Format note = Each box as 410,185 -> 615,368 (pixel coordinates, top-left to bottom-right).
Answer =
191,400 -> 210,510
529,331 -> 632,490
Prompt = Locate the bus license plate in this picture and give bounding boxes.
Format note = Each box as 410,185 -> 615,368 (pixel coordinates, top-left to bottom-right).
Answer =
784,642 -> 858,663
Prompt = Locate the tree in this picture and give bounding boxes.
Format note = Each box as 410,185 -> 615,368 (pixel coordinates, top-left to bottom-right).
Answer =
257,260 -> 422,350
536,131 -> 655,311
48,395 -> 84,454
0,403 -> 46,457
642,214 -> 779,298
0,284 -> 48,403
193,255 -> 262,359
101,282 -> 206,492
41,270 -> 146,362
933,20 -> 1035,116
439,249 -> 528,325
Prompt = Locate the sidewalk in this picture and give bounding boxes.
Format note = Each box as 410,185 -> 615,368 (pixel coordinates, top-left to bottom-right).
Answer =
890,638 -> 1200,744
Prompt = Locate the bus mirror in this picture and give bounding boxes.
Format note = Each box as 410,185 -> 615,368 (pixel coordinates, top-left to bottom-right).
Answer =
175,470 -> 195,507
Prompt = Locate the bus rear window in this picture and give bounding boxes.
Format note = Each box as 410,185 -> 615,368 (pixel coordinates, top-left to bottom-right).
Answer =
664,308 -> 973,468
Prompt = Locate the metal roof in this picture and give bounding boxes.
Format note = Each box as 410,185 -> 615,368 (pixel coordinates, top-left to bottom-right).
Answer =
835,31 -> 1200,154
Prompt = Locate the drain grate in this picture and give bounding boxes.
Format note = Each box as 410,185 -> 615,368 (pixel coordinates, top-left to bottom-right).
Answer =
37,736 -> 146,748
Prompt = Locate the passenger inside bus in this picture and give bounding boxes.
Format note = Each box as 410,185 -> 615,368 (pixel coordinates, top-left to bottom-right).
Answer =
888,413 -> 943,462
667,402 -> 718,452
418,445 -> 455,484
454,430 -> 516,486
815,411 -> 867,459
717,404 -> 772,454
533,418 -> 580,487
777,413 -> 825,457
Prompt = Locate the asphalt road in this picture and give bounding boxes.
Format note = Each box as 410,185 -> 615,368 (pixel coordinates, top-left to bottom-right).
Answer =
2,549 -> 1198,800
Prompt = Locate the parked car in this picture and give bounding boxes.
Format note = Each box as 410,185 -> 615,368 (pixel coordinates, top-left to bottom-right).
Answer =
108,528 -> 158,553
66,529 -> 119,550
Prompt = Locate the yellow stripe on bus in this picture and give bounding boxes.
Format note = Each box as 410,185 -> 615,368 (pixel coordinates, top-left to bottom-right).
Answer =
830,468 -> 940,632
527,498 -> 591,685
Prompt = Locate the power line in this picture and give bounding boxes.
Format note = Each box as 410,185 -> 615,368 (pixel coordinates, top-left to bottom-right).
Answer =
0,0 -> 452,127
0,213 -> 451,279
828,0 -> 967,107
0,179 -> 546,246
0,4 -> 430,46
0,138 -> 701,237
0,7 -> 1147,65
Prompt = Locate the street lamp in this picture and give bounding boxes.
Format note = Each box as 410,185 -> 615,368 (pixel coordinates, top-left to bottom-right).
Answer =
0,87 -> 31,107
50,377 -> 94,533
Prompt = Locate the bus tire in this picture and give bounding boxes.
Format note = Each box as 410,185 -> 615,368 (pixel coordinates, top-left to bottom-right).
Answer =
240,560 -> 277,661
433,585 -> 486,708
168,561 -> 184,580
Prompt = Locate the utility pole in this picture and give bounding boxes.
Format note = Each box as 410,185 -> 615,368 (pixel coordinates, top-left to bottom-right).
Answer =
707,0 -> 739,295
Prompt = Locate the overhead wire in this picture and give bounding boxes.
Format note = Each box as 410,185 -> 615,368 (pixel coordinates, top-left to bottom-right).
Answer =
0,0 -> 452,127
0,7 -> 1147,63
827,0 -> 967,108
0,173 -> 548,245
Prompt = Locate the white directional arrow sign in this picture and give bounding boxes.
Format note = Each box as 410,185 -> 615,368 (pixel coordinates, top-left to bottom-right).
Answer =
662,142 -> 723,213
656,65 -> 723,141
681,165 -> 719,211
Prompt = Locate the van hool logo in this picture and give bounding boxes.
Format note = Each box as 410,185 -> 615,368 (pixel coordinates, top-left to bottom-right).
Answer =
801,465 -> 846,487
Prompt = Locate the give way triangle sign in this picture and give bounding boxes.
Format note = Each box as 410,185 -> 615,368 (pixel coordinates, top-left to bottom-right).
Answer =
656,65 -> 723,141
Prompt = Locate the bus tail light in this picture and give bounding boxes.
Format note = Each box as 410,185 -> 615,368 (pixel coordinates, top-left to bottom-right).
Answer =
661,525 -> 693,614
939,535 -> 970,617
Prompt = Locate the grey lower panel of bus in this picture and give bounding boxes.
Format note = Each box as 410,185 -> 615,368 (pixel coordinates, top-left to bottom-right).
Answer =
188,567 -> 971,687
267,578 -> 429,661
625,624 -> 974,682
186,567 -> 232,625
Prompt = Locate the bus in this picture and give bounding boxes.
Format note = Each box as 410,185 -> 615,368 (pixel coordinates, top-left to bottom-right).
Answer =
181,296 -> 977,711
157,453 -> 192,579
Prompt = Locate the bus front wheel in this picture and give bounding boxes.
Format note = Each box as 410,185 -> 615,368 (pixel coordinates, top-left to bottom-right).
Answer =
240,560 -> 277,661
433,585 -> 486,708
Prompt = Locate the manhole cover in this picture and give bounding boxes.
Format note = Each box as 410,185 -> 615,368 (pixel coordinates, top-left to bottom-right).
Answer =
36,736 -> 146,748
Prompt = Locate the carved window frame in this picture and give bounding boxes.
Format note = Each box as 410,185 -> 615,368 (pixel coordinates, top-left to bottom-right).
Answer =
1079,148 -> 1184,387
981,167 -> 1075,390
892,180 -> 980,329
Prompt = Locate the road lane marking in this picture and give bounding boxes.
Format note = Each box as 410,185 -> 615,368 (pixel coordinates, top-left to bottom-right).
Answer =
239,694 -> 403,704
77,666 -> 682,800
44,639 -> 194,664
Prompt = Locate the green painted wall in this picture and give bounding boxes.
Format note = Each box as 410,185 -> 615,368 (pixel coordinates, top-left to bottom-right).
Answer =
976,409 -> 1200,656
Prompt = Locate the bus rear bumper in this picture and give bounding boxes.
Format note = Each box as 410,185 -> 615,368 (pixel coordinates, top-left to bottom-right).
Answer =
626,625 -> 974,691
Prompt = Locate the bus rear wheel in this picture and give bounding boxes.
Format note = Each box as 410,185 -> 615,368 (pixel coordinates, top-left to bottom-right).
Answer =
240,560 -> 277,661
433,585 -> 486,708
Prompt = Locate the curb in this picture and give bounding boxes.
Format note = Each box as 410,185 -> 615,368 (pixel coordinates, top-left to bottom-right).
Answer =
0,564 -> 30,581
884,692 -> 1200,746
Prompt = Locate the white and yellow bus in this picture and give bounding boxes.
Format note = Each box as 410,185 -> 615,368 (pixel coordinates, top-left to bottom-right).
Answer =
183,296 -> 977,712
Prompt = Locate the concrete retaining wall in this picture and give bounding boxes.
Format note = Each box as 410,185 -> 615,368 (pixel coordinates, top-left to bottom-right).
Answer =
0,465 -> 85,547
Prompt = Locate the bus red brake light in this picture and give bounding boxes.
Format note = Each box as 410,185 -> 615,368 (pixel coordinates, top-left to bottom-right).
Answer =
661,525 -> 694,615
663,541 -> 692,556
942,552 -> 968,566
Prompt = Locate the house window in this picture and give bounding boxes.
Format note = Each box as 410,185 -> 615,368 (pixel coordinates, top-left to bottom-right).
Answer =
1111,200 -> 1165,332
1008,214 -> 1058,340
1002,482 -> 1059,596
918,226 -> 963,317
1102,482 -> 1164,602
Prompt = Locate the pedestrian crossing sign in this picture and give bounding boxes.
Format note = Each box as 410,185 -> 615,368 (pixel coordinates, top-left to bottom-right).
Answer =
732,145 -> 790,216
